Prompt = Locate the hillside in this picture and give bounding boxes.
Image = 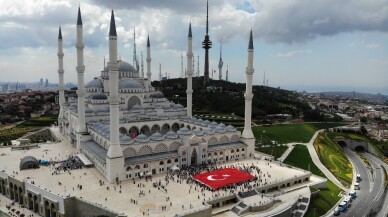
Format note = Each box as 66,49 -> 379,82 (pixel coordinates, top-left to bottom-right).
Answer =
152,76 -> 311,121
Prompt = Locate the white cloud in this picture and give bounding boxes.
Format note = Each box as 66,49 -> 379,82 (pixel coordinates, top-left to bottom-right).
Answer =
365,43 -> 380,48
277,49 -> 312,57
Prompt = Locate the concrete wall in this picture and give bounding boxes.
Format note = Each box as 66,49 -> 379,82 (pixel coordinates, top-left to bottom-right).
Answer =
64,196 -> 125,217
179,206 -> 212,217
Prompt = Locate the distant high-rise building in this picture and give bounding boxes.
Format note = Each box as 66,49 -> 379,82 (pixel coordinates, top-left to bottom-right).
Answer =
40,78 -> 43,86
45,78 -> 49,87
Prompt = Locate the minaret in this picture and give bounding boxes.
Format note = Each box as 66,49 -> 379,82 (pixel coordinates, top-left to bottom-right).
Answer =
57,26 -> 65,129
159,63 -> 162,81
76,6 -> 87,150
140,51 -> 144,79
202,0 -> 212,86
180,53 -> 184,78
197,55 -> 200,77
146,35 -> 152,81
186,23 -> 193,117
133,27 -> 138,71
242,30 -> 255,140
226,65 -> 229,82
106,9 -> 124,183
218,43 -> 223,80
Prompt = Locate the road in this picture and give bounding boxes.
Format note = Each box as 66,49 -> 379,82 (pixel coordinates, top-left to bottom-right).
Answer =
363,153 -> 387,217
332,149 -> 385,217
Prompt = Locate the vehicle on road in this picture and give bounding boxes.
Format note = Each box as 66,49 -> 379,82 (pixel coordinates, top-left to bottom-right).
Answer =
334,207 -> 340,216
349,190 -> 356,199
356,174 -> 361,182
338,201 -> 347,212
354,183 -> 360,190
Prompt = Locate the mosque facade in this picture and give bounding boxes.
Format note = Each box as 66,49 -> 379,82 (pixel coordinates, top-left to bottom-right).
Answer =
57,7 -> 255,183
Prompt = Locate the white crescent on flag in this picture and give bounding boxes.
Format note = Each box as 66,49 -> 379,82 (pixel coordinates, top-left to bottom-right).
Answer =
207,174 -> 230,181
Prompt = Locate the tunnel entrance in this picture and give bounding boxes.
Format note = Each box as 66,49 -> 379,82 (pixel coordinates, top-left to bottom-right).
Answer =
354,146 -> 366,152
337,141 -> 347,148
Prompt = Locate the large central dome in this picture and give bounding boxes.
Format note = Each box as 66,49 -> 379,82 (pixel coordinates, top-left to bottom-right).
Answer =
102,60 -> 136,72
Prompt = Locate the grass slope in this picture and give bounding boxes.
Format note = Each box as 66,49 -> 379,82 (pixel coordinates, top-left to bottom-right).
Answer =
252,123 -> 345,144
314,132 -> 353,187
284,144 -> 342,217
255,145 -> 288,159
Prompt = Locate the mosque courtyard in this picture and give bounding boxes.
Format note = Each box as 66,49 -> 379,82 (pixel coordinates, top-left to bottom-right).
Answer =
0,127 -> 325,216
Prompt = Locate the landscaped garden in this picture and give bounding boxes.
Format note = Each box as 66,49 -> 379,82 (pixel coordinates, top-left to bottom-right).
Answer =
284,144 -> 342,217
314,132 -> 353,187
0,116 -> 57,146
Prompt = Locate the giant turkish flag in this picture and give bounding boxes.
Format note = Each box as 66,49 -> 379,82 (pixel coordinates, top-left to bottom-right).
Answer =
193,168 -> 255,190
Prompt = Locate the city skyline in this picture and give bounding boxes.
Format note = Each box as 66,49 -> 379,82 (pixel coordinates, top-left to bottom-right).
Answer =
0,0 -> 387,94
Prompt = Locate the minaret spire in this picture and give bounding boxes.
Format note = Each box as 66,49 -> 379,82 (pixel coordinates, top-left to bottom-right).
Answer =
141,51 -> 144,79
226,64 -> 229,81
106,8 -> 124,183
159,63 -> 162,81
202,0 -> 212,86
197,55 -> 200,77
146,35 -> 152,81
186,22 -> 193,117
181,52 -> 184,78
57,26 -> 65,129
133,27 -> 139,71
218,43 -> 223,80
75,6 -> 87,150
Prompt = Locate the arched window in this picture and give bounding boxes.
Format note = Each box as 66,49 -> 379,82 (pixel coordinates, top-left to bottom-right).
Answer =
167,159 -> 171,164
174,158 -> 178,162
127,96 -> 141,109
159,161 -> 164,165
126,166 -> 132,171
144,163 -> 148,168
135,165 -> 140,169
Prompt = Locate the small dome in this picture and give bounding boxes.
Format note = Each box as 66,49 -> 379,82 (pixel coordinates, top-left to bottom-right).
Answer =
85,108 -> 94,113
173,104 -> 184,109
134,134 -> 150,143
86,78 -> 103,88
209,121 -> 218,128
215,126 -> 226,133
103,60 -> 137,72
150,91 -> 165,98
218,123 -> 226,128
203,120 -> 210,125
150,132 -> 165,141
91,93 -> 107,100
163,104 -> 172,109
20,156 -> 39,170
165,131 -> 178,139
192,129 -> 203,136
120,135 -> 134,144
203,127 -> 215,135
225,125 -> 236,132
177,127 -> 192,135
119,79 -> 143,89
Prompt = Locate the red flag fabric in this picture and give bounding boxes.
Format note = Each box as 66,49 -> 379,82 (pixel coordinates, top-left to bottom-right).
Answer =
193,168 -> 255,190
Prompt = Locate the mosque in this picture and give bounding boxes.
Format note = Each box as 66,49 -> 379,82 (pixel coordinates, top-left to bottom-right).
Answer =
57,7 -> 256,184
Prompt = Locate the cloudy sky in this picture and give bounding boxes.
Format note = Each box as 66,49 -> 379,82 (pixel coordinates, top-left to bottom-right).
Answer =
1,0 -> 387,94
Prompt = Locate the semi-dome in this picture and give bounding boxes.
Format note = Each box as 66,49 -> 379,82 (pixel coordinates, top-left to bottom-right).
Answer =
91,93 -> 107,100
103,60 -> 137,72
86,78 -> 104,88
119,79 -> 143,89
150,91 -> 165,98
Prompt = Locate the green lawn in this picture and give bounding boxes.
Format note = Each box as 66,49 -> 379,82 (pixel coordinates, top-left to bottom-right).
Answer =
255,145 -> 288,159
284,144 -> 324,176
0,116 -> 57,145
252,122 -> 345,145
284,144 -> 342,216
314,132 -> 353,187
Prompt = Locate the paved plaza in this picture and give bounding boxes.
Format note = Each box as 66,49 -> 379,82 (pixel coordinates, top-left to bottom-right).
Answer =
0,127 -> 325,216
